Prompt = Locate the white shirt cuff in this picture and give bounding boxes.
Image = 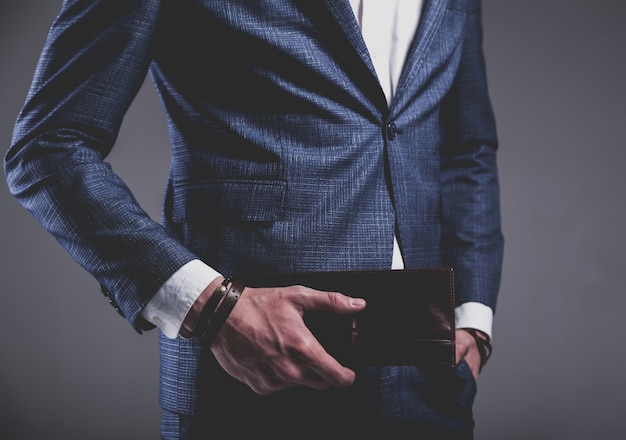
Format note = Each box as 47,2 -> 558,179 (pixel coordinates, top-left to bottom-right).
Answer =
141,259 -> 222,339
455,302 -> 494,340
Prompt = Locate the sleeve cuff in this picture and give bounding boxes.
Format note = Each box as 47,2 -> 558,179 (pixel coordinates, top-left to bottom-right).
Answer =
455,301 -> 494,340
141,259 -> 222,338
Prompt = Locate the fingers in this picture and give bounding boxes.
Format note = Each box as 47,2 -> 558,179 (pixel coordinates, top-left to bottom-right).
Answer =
298,334 -> 357,386
281,286 -> 361,386
246,335 -> 357,395
274,320 -> 357,389
271,360 -> 353,392
454,329 -> 470,363
455,329 -> 481,381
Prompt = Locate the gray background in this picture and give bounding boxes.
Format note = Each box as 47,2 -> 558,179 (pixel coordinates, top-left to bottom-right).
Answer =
1,1 -> 624,439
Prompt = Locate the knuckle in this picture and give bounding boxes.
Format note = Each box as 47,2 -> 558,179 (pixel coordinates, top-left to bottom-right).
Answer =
289,335 -> 314,358
253,374 -> 283,396
255,385 -> 275,396
279,364 -> 302,383
249,380 -> 270,395
326,290 -> 341,305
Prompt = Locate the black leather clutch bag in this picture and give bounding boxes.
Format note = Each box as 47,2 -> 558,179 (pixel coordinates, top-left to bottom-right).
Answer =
239,268 -> 455,368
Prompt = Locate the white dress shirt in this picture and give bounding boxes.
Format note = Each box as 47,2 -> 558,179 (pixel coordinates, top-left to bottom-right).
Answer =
142,0 -> 494,340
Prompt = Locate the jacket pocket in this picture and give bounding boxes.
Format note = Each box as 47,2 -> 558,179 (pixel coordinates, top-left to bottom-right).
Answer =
171,179 -> 287,223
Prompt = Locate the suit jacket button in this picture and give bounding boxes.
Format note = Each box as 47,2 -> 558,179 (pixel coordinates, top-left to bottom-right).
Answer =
386,122 -> 401,140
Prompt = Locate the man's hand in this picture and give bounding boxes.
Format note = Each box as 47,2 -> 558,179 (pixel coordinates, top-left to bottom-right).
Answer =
455,328 -> 488,381
209,284 -> 366,395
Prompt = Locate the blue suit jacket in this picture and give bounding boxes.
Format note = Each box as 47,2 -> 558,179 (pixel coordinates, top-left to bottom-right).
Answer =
5,0 -> 503,415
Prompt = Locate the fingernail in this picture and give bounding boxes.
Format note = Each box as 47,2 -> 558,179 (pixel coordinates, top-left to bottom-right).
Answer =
350,298 -> 366,307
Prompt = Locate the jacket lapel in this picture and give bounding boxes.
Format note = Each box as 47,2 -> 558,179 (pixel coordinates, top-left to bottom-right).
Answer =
394,0 -> 447,102
321,0 -> 378,78
322,0 -> 449,107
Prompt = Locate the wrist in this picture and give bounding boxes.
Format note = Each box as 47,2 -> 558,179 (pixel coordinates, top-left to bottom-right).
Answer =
461,328 -> 493,371
179,276 -> 225,338
195,277 -> 246,346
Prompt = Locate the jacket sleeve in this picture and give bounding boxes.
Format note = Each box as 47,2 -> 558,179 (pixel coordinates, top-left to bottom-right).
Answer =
4,0 -> 197,331
440,0 -> 504,312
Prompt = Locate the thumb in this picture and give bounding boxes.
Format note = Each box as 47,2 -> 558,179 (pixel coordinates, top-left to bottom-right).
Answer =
295,288 -> 366,315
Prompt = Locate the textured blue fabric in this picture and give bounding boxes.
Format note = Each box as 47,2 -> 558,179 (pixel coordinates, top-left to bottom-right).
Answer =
5,0 -> 503,436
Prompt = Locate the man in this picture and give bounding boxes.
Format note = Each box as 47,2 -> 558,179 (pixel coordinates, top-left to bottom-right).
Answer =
5,0 -> 503,438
